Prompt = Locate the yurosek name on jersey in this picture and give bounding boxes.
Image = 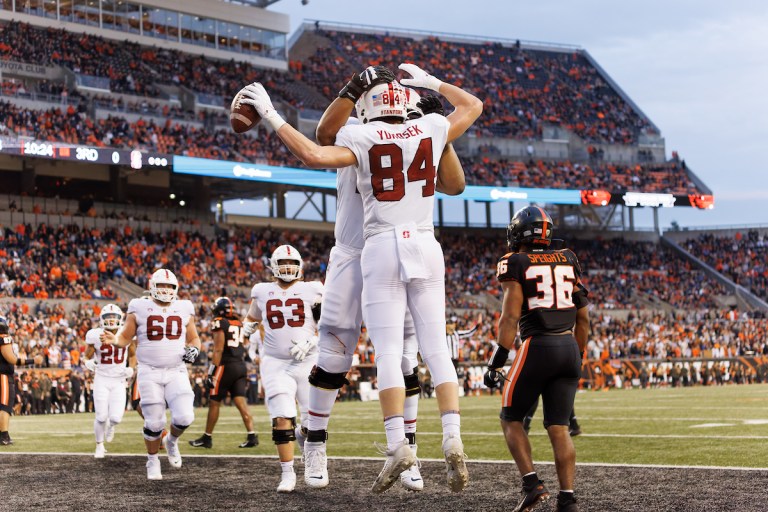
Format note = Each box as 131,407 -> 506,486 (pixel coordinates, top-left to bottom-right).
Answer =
376,124 -> 424,140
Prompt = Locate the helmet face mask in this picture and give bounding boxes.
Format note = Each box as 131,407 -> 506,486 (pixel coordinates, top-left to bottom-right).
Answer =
100,304 -> 124,331
404,87 -> 422,120
270,245 -> 303,283
507,206 -> 554,251
149,269 -> 178,303
355,81 -> 408,124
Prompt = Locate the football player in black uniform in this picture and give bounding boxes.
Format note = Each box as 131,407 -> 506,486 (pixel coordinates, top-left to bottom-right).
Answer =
1,316 -> 28,445
190,297 -> 258,448
484,207 -> 589,512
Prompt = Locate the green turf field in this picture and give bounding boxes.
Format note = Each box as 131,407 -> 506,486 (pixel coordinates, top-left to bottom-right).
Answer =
6,384 -> 768,468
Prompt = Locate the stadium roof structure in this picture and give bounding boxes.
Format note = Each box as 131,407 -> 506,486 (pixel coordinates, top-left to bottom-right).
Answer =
222,0 -> 284,7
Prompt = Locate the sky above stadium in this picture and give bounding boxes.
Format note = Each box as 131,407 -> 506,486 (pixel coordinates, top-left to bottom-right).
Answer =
269,0 -> 768,230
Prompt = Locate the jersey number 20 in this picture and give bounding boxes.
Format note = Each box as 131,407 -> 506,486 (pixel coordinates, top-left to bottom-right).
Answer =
368,138 -> 435,201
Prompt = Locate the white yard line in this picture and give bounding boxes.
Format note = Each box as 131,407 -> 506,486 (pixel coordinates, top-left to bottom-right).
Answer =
3,451 -> 768,472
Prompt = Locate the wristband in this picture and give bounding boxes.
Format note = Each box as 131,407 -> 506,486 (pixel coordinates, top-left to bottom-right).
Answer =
263,111 -> 286,131
423,75 -> 444,92
207,363 -> 217,377
488,344 -> 510,370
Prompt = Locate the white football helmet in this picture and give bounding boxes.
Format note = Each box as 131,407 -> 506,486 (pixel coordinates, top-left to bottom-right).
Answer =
355,80 -> 408,124
100,303 -> 124,331
404,87 -> 422,120
149,268 -> 178,303
270,245 -> 303,282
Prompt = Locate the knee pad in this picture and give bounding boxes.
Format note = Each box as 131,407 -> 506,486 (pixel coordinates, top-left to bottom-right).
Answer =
95,412 -> 108,423
309,365 -> 349,390
143,425 -> 164,441
108,417 -> 122,426
404,372 -> 421,397
171,412 -> 194,429
374,353 -> 406,391
172,423 -> 190,432
272,418 -> 297,445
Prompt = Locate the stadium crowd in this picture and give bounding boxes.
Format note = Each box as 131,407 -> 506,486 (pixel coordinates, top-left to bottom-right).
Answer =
683,230 -> 768,302
297,29 -> 657,143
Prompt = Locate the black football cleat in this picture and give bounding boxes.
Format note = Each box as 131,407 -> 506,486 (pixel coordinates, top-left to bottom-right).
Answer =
556,494 -> 579,511
189,434 -> 212,449
513,480 -> 550,512
569,422 -> 582,437
0,432 -> 13,446
239,434 -> 259,448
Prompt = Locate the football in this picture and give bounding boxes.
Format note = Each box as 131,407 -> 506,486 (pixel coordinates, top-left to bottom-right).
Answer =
230,88 -> 261,133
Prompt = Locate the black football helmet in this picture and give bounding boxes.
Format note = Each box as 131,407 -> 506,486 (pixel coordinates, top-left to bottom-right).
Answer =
0,316 -> 8,335
506,206 -> 554,250
212,297 -> 236,319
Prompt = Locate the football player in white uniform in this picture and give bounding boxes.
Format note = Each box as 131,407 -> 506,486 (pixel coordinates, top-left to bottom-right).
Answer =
242,245 -> 324,493
100,269 -> 201,480
301,74 -> 467,492
239,63 -> 481,493
83,304 -> 136,458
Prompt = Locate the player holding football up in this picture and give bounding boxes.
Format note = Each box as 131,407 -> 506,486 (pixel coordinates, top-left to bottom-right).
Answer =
484,207 -> 589,512
101,269 -> 201,480
189,296 -> 258,449
83,304 -> 136,458
242,245 -> 324,493
300,70 -> 467,492
238,63 -> 481,493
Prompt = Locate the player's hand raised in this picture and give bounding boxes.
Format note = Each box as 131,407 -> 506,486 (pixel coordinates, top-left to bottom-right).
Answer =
416,95 -> 444,116
239,83 -> 284,129
339,65 -> 396,102
289,336 -> 318,362
399,63 -> 443,92
100,330 -> 116,346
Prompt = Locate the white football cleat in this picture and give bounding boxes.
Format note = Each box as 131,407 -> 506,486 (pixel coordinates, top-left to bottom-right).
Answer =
146,458 -> 162,480
165,437 -> 182,468
371,440 -> 416,493
400,444 -> 423,491
94,443 -> 106,459
303,441 -> 329,488
277,471 -> 297,493
105,422 -> 116,443
442,434 -> 469,492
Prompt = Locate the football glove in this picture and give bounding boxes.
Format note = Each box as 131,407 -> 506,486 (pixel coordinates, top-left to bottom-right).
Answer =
84,359 -> 97,372
289,335 -> 318,362
398,63 -> 443,92
206,364 -> 217,389
484,343 -> 511,388
242,321 -> 259,338
239,82 -> 286,131
417,94 -> 445,116
123,366 -> 134,380
483,368 -> 505,389
182,346 -> 200,364
338,65 -> 396,102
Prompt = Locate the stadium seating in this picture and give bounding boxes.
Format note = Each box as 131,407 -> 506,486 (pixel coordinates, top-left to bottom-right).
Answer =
682,231 -> 768,302
298,29 -> 657,143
